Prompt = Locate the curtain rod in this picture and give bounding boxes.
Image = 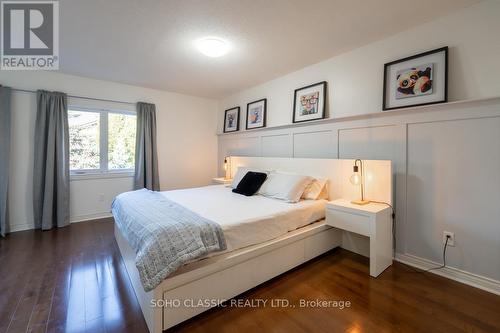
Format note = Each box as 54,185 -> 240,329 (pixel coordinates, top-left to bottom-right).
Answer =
10,87 -> 136,106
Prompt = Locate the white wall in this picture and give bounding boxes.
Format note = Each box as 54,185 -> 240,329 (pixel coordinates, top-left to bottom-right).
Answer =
1,71 -> 219,231
217,0 -> 500,291
218,0 -> 500,130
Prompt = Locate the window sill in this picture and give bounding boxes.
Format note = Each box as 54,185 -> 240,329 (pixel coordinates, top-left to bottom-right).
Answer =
70,172 -> 134,181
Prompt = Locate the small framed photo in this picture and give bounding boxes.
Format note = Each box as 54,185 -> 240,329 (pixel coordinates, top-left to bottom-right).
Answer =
293,81 -> 327,123
223,107 -> 240,133
383,46 -> 448,111
246,98 -> 267,130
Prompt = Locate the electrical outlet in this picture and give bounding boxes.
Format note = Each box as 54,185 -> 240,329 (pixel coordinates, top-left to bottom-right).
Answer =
98,194 -> 105,202
443,231 -> 455,246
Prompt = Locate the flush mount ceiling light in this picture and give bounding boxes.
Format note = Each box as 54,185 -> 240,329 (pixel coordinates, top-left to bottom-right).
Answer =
196,37 -> 230,57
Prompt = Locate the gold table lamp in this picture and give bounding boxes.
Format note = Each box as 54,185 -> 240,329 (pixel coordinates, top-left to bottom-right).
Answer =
350,159 -> 370,205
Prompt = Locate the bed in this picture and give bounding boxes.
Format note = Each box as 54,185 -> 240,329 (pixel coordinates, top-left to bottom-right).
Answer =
161,184 -> 327,253
113,156 -> 392,332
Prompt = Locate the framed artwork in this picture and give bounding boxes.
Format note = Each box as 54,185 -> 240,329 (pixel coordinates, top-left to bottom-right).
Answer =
292,81 -> 327,123
223,107 -> 240,133
383,46 -> 448,111
246,98 -> 267,130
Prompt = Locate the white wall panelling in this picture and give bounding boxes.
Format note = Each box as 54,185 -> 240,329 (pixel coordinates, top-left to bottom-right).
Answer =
293,130 -> 336,159
237,136 -> 261,157
406,116 -> 500,281
217,98 -> 500,293
261,134 -> 292,157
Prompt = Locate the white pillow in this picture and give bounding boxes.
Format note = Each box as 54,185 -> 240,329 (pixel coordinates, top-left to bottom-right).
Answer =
302,178 -> 328,200
258,172 -> 313,203
231,167 -> 269,188
316,185 -> 329,200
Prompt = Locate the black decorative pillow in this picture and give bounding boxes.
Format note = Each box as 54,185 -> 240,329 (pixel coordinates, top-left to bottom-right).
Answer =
232,171 -> 268,196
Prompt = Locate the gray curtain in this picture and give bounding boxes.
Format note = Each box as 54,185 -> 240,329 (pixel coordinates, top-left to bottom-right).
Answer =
134,102 -> 160,191
0,86 -> 12,236
33,90 -> 70,230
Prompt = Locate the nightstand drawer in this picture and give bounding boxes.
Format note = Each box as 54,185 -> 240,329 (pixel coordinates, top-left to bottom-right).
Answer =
326,208 -> 370,236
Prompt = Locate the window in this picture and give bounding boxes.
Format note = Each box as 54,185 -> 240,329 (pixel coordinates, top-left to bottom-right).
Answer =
68,110 -> 100,170
69,108 -> 136,176
108,113 -> 137,170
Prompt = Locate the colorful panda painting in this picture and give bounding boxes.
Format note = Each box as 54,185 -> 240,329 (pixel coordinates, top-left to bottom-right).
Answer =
395,63 -> 433,99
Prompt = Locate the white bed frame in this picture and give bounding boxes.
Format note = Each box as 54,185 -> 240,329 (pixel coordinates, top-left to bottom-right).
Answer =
114,156 -> 392,332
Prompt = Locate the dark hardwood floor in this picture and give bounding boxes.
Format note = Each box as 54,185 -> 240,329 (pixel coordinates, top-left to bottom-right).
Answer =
1,220 -> 499,333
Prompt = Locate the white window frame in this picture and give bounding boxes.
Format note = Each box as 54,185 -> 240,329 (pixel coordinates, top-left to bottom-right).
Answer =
69,106 -> 136,179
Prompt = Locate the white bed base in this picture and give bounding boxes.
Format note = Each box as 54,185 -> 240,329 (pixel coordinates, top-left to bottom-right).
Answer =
115,221 -> 342,332
115,156 -> 392,332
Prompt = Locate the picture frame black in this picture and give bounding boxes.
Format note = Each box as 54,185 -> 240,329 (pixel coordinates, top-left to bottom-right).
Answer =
292,81 -> 327,123
383,46 -> 448,111
246,98 -> 267,130
223,107 -> 240,133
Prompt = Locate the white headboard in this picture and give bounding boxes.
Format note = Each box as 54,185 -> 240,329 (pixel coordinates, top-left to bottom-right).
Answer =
228,156 -> 392,204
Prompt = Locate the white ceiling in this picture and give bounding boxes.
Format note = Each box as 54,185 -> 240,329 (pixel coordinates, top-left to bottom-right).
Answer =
59,0 -> 480,99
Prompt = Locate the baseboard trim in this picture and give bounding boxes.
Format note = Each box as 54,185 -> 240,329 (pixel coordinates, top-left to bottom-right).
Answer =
9,223 -> 34,233
395,253 -> 500,296
8,213 -> 113,233
70,212 -> 112,223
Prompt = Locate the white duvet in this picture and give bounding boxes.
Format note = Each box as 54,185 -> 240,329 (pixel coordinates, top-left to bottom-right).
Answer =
161,185 -> 326,252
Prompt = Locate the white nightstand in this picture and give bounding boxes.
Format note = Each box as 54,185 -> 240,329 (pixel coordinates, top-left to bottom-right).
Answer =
326,199 -> 392,277
212,177 -> 233,185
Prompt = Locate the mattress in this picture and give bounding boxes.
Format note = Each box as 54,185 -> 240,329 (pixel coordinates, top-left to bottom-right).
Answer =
161,184 -> 327,252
